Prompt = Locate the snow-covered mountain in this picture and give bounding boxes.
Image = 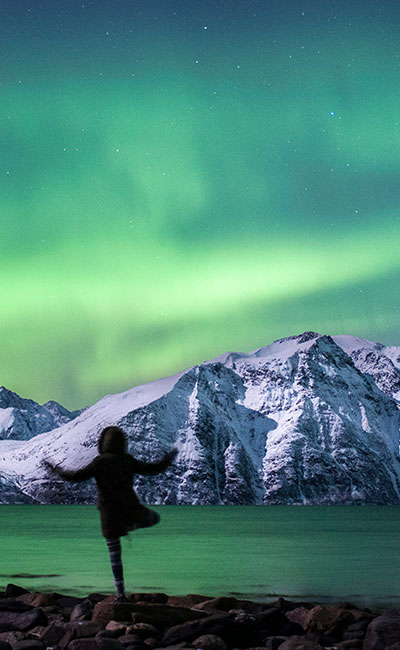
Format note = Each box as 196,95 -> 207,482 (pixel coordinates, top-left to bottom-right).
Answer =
1,332 -> 400,505
0,386 -> 82,441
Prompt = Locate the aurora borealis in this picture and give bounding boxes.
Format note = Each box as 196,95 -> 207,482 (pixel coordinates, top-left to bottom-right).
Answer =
2,0 -> 400,410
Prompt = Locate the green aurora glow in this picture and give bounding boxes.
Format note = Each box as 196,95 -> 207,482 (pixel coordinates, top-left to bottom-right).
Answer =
1,0 -> 400,409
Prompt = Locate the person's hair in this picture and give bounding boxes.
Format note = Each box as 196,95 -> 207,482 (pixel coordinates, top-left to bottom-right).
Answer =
98,426 -> 127,455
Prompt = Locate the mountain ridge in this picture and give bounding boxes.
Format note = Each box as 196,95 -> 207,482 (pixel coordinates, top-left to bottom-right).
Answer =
0,385 -> 82,442
1,331 -> 399,505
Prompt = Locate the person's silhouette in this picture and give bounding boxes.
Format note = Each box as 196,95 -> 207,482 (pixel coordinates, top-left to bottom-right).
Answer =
45,426 -> 177,601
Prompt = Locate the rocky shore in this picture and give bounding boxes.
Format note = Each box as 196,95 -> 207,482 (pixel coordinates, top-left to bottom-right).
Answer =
0,585 -> 398,650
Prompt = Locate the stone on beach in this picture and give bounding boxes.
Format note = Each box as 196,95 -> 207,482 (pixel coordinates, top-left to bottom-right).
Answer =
129,623 -> 160,638
93,600 -> 206,629
104,621 -> 128,634
95,637 -> 125,650
0,601 -> 47,633
277,636 -> 325,650
0,587 -> 398,650
38,619 -> 69,645
287,604 -> 355,634
167,595 -> 212,609
363,608 -> 400,650
4,588 -> 28,600
0,632 -> 25,650
58,621 -> 103,649
17,594 -> 55,609
193,597 -> 264,615
0,642 -> 12,650
191,633 -> 227,650
67,639 -> 99,650
161,611 -> 264,648
13,640 -> 45,650
70,600 -> 96,622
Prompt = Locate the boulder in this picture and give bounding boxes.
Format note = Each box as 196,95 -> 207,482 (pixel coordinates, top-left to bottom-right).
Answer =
17,594 -> 55,609
342,617 -> 373,641
0,633 -> 26,649
278,636 -> 324,650
130,595 -> 168,605
4,589 -> 28,600
59,621 -> 104,649
191,633 -> 227,650
13,641 -> 44,650
92,600 -> 133,626
162,611 -> 262,648
68,639 -> 99,650
0,602 -> 47,633
193,597 -> 262,614
262,637 -> 290,650
285,607 -> 312,630
363,608 -> 400,650
0,603 -> 32,614
127,624 -> 160,639
21,627 -> 45,639
95,638 -> 125,650
105,622 -> 128,634
39,619 -> 69,645
93,601 -> 206,630
71,600 -> 95,622
334,641 -> 363,649
303,631 -> 338,647
167,595 -> 211,609
115,634 -> 145,647
131,604 -> 206,630
0,641 -> 12,650
301,605 -> 356,638
55,596 -> 84,610
162,613 -> 230,646
73,621 -> 104,637
96,629 -> 127,639
131,614 -> 147,625
254,607 -> 303,637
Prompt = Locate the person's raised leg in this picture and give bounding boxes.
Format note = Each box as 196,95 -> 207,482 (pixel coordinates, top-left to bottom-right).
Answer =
105,537 -> 127,601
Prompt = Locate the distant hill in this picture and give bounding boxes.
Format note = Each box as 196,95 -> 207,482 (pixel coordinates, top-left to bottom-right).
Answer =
0,386 -> 82,441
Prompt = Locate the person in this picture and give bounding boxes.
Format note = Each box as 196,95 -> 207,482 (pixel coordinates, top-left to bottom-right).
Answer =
44,425 -> 178,602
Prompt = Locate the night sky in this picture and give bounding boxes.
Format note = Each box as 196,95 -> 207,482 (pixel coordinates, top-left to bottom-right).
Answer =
2,0 -> 400,410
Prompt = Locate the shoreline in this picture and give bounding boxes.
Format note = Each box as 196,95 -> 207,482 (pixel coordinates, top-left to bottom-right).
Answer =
1,585 -> 399,650
1,578 -> 399,613
1,576 -> 399,613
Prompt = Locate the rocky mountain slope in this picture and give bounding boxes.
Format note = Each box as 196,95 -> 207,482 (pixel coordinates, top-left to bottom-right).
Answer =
0,332 -> 399,505
0,386 -> 81,441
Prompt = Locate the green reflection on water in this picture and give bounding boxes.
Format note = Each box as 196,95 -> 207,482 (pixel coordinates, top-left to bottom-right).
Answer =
1,504 -> 399,608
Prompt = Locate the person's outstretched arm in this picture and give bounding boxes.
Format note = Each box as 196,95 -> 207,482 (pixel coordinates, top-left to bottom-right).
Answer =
131,448 -> 178,475
43,457 -> 99,482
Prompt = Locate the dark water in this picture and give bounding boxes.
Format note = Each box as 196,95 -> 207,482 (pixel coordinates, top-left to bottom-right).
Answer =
1,505 -> 399,608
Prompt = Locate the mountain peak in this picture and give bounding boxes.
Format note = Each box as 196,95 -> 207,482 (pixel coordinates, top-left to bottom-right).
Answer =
279,331 -> 321,344
296,330 -> 322,343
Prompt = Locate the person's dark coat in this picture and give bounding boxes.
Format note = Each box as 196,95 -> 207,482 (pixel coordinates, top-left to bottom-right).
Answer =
50,427 -> 176,538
